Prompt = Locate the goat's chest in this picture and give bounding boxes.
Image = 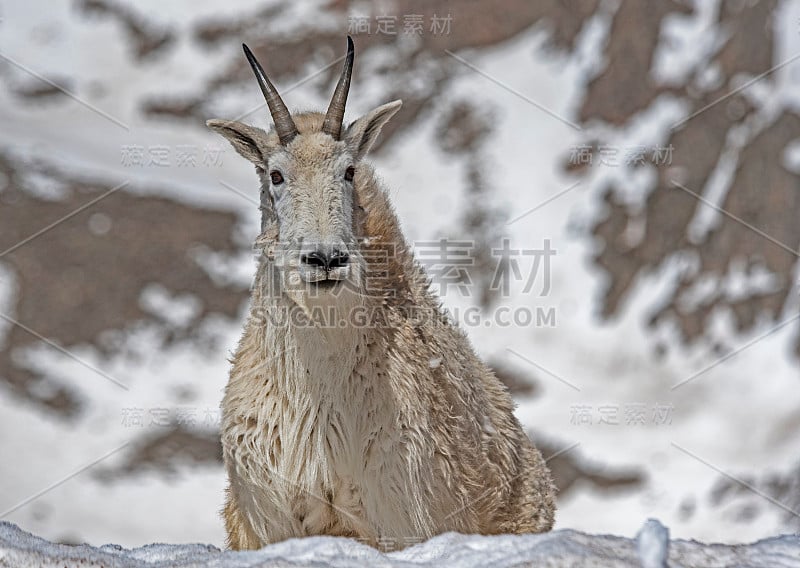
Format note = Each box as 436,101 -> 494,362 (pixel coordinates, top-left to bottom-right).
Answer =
222,375 -> 399,539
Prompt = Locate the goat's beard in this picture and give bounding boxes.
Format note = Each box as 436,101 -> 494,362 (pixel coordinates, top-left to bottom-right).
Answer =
273,252 -> 365,320
253,232 -> 367,328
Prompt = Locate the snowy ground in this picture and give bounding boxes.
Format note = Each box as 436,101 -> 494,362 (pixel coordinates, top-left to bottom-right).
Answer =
3,519 -> 800,568
0,0 -> 799,553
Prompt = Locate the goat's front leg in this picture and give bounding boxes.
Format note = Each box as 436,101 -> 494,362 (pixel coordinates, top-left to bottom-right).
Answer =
223,487 -> 262,550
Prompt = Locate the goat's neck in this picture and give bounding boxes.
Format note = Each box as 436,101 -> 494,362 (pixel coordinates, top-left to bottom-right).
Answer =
252,264 -> 374,401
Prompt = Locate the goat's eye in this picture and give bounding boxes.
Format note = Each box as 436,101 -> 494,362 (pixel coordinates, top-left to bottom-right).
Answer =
270,170 -> 284,185
344,166 -> 355,182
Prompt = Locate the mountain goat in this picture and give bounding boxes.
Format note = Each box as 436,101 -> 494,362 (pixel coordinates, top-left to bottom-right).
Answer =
207,36 -> 555,551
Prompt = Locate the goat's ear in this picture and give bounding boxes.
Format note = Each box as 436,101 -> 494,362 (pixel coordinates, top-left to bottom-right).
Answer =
206,119 -> 268,167
344,100 -> 402,160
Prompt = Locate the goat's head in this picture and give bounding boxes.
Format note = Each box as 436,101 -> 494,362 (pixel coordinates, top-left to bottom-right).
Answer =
207,37 -> 401,303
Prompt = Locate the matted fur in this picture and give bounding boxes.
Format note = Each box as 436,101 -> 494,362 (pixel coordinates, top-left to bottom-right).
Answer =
214,112 -> 556,551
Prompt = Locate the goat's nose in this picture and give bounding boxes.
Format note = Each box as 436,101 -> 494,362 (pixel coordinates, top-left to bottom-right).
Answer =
300,248 -> 350,270
328,249 -> 350,269
300,250 -> 329,269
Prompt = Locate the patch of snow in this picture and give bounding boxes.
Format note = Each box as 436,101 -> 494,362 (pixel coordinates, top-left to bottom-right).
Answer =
722,261 -> 782,301
188,245 -> 255,290
685,127 -> 741,244
636,519 -> 669,568
139,283 -> 203,329
17,170 -> 70,201
782,138 -> 800,174
2,520 -> 800,568
651,0 -> 722,87
0,264 -> 18,351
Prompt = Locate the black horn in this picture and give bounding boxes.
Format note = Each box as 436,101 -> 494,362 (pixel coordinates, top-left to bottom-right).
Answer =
242,43 -> 299,146
321,36 -> 354,140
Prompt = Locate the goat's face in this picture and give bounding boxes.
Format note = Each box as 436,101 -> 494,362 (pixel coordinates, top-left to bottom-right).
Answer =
207,38 -> 401,302
259,130 -> 358,290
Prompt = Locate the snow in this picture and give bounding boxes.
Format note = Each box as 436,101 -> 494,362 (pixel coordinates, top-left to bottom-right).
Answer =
0,265 -> 17,351
651,0 -> 722,87
2,520 -> 800,568
636,519 -> 670,568
139,284 -> 203,329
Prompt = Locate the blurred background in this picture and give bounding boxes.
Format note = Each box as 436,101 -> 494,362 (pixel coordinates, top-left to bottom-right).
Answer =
1,0 -> 799,548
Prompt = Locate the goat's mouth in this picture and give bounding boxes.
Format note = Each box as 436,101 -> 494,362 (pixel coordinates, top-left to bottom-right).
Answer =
314,278 -> 341,291
297,266 -> 350,288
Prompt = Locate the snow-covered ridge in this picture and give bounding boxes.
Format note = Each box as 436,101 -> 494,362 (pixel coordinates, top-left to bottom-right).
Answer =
1,520 -> 798,568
